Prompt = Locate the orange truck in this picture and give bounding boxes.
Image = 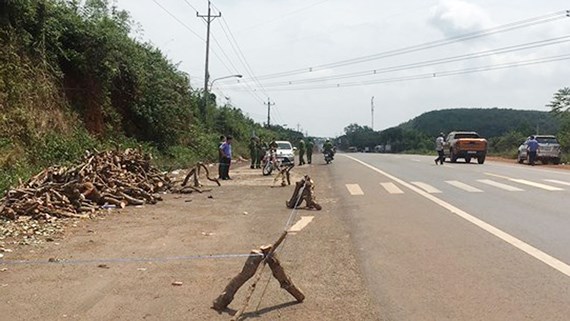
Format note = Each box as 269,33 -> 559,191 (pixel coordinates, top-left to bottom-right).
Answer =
444,131 -> 488,164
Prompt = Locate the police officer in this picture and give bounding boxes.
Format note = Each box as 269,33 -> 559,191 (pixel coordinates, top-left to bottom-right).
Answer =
249,136 -> 259,169
298,138 -> 306,165
306,138 -> 314,164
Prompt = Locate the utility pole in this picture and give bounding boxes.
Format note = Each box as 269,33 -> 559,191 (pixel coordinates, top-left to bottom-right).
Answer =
371,96 -> 375,130
266,98 -> 275,128
197,1 -> 221,119
296,123 -> 301,132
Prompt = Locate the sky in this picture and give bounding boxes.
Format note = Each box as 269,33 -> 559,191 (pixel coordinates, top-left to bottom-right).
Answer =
115,0 -> 570,137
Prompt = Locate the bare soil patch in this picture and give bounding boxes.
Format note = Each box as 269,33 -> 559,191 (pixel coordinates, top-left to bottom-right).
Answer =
1,163 -> 379,320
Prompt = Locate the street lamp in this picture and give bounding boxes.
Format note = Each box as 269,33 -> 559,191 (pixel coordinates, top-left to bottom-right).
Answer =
209,74 -> 242,91
201,74 -> 242,120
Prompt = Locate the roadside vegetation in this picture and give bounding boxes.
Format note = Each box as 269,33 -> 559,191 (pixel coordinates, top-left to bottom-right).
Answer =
339,99 -> 570,164
0,0 -> 301,194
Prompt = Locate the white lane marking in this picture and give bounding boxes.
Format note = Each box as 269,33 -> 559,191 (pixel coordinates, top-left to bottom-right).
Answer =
486,173 -> 563,191
544,179 -> 570,187
346,184 -> 364,195
411,182 -> 442,194
510,179 -> 564,191
381,182 -> 404,194
446,180 -> 483,192
288,216 -> 314,233
478,179 -> 524,192
342,155 -> 570,277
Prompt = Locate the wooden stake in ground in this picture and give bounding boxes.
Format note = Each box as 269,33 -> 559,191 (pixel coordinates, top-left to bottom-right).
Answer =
285,175 -> 322,210
273,163 -> 294,187
212,231 -> 305,320
181,162 -> 221,190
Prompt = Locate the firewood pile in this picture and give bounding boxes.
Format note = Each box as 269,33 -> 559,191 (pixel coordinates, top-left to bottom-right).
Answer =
0,148 -> 171,221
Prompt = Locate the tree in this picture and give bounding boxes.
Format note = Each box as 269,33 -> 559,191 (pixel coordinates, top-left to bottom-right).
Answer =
547,87 -> 570,115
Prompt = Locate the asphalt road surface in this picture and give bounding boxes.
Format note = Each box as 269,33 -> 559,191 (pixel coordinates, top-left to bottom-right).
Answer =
329,153 -> 570,321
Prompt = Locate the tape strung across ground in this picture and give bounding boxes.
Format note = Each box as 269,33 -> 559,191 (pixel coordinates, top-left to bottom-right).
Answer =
0,252 -> 263,266
1,172 -> 311,267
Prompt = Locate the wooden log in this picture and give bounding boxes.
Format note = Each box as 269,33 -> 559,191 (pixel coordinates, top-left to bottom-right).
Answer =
118,191 -> 145,206
198,162 -> 221,187
266,254 -> 305,302
285,180 -> 305,209
181,168 -> 196,187
212,250 -> 264,311
101,197 -> 126,208
229,232 -> 288,321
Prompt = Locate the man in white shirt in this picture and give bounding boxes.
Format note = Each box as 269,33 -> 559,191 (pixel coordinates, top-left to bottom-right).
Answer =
434,132 -> 445,165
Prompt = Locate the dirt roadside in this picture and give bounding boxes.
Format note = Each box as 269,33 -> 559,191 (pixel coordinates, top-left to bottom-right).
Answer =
0,162 -> 379,321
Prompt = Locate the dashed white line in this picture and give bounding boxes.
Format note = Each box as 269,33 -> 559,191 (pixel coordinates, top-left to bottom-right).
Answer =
346,184 -> 364,195
478,179 -> 524,192
544,179 -> 570,187
510,179 -> 564,191
288,216 -> 314,234
381,182 -> 404,194
411,182 -> 442,194
343,155 -> 570,278
446,180 -> 483,192
486,173 -> 564,191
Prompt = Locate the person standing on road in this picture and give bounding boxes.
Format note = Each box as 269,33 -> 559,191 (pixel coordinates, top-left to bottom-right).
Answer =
434,132 -> 445,165
269,138 -> 278,151
298,138 -> 306,166
218,135 -> 226,179
248,136 -> 259,169
256,137 -> 265,169
306,138 -> 314,164
526,135 -> 539,166
220,136 -> 233,180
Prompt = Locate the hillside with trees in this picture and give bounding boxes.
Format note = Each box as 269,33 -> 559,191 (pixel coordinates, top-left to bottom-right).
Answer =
400,108 -> 560,138
339,103 -> 570,159
0,0 -> 301,193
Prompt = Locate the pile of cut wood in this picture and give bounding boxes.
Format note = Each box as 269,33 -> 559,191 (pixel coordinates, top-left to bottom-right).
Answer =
0,148 -> 171,220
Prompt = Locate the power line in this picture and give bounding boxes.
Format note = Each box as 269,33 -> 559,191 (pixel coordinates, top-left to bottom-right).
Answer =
151,0 -> 238,79
148,0 -> 266,114
217,15 -> 270,98
181,0 -> 199,12
203,3 -> 273,111
226,35 -> 570,88
229,54 -> 570,91
237,0 -> 333,32
210,31 -> 267,103
249,10 -> 569,81
150,0 -> 204,42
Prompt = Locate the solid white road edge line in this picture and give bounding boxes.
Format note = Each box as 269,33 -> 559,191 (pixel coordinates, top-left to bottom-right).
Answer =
342,154 -> 570,278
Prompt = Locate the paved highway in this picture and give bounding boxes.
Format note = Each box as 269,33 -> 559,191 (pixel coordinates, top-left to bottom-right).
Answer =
328,153 -> 570,320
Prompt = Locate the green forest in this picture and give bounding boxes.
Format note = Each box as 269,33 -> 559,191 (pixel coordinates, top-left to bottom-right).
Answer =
339,99 -> 570,158
0,0 -> 302,193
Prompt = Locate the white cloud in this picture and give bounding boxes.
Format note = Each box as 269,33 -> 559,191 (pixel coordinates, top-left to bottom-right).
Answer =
429,0 -> 493,37
115,0 -> 570,137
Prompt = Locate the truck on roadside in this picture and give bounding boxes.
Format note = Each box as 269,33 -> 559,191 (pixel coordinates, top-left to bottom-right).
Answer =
444,131 -> 488,164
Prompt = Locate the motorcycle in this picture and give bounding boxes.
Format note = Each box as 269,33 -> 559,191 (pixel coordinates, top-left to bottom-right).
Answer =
324,150 -> 334,164
261,149 -> 280,176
